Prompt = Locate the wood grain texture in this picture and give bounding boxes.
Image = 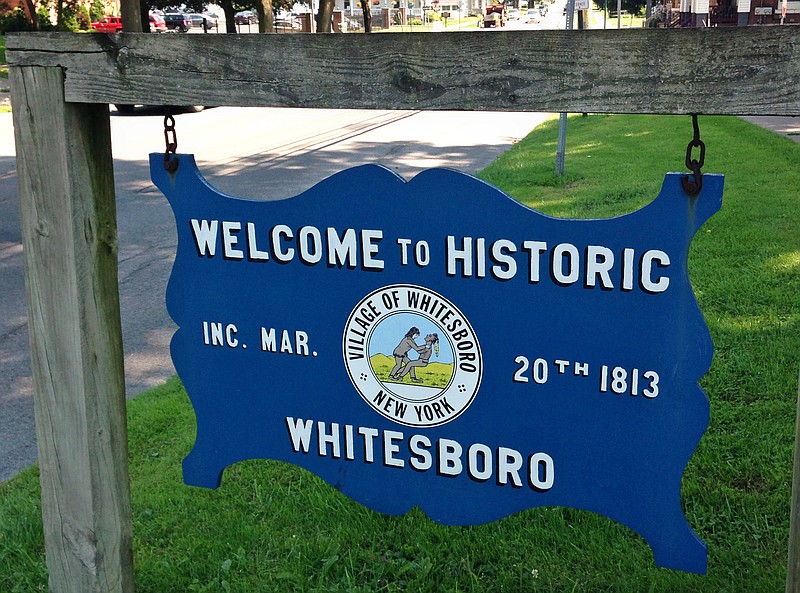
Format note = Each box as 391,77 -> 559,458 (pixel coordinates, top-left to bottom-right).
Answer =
10,66 -> 134,593
6,29 -> 800,115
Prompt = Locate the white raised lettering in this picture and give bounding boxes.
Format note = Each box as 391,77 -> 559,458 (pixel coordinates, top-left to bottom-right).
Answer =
383,430 -> 404,468
317,421 -> 340,458
285,417 -> 313,453
221,221 -> 243,259
191,219 -> 218,256
641,250 -> 670,293
586,245 -> 614,289
438,438 -> 463,476
361,229 -> 384,270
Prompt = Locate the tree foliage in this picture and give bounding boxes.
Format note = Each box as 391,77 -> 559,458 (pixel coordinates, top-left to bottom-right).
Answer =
605,0 -> 648,16
0,6 -> 34,32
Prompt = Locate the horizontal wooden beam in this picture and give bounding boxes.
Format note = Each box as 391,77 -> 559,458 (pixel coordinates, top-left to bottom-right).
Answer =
7,29 -> 800,116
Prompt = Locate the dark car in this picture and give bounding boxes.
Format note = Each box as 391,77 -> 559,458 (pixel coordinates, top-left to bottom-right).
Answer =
163,11 -> 191,32
234,10 -> 259,24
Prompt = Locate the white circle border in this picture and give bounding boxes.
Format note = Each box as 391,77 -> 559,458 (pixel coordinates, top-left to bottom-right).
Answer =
342,284 -> 482,428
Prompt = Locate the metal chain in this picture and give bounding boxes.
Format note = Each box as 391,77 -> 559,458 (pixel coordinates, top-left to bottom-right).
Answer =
163,111 -> 179,172
681,114 -> 705,197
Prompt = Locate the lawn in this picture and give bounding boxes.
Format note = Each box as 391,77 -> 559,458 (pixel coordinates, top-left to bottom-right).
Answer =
1,114 -> 798,592
0,35 -> 8,80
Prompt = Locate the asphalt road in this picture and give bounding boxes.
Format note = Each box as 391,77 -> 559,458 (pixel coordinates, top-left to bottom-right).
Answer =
0,106 -> 549,482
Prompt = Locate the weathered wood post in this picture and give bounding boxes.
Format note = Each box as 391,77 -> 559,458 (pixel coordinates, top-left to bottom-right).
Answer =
10,66 -> 134,593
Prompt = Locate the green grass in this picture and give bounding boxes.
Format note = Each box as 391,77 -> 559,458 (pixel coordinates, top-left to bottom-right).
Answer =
1,114 -> 799,592
371,353 -> 453,387
380,15 -> 482,32
0,35 -> 8,81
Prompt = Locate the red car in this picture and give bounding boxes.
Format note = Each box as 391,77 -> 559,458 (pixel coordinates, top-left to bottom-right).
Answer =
149,12 -> 167,32
90,15 -> 123,33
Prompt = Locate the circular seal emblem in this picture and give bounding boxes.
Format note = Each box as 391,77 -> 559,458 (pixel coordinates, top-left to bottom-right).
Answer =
343,284 -> 482,428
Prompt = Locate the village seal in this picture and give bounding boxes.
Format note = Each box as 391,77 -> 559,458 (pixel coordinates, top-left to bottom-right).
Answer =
343,284 -> 482,428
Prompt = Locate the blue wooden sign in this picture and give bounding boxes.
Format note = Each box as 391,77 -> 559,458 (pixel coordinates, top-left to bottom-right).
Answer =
151,154 -> 722,574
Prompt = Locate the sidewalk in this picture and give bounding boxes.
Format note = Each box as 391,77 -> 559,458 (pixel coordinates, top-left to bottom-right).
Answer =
742,116 -> 800,143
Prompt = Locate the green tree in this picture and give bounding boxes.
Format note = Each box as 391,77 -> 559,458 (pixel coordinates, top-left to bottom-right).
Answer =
607,0 -> 647,16
75,4 -> 90,29
60,0 -> 82,30
0,7 -> 34,32
36,4 -> 55,29
89,0 -> 105,22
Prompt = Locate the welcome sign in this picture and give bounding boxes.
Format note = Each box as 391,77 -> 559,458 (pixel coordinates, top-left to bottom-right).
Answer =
152,154 -> 722,574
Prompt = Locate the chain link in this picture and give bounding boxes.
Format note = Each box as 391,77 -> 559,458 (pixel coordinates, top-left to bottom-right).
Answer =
163,112 -> 179,172
681,114 -> 704,197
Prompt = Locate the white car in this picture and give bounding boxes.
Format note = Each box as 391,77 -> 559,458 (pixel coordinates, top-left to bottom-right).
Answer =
507,8 -> 521,19
525,8 -> 540,22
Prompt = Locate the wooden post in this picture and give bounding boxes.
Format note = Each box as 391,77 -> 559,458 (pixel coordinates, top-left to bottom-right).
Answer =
788,371 -> 800,593
10,66 -> 134,593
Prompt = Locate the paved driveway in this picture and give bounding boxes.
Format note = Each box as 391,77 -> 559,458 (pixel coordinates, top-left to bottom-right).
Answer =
0,106 -> 549,482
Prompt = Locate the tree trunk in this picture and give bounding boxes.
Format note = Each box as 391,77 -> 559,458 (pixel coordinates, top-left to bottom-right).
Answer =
223,4 -> 237,33
317,0 -> 335,32
256,0 -> 274,33
139,0 -> 150,32
362,1 -> 372,32
22,0 -> 38,29
121,0 -> 143,32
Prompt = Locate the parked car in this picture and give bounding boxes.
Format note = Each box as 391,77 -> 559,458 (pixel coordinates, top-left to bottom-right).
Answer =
202,12 -> 219,27
234,10 -> 259,24
507,8 -> 520,19
149,12 -> 167,32
163,11 -> 191,32
187,13 -> 216,30
90,15 -> 123,33
483,4 -> 504,27
525,8 -> 540,21
274,16 -> 301,30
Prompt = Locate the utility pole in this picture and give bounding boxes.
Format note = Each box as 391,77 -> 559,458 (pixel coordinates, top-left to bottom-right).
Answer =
556,0 -> 577,176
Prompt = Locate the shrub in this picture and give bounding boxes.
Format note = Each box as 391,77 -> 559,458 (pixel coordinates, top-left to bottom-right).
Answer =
75,5 -> 90,30
0,7 -> 33,33
36,6 -> 55,30
89,0 -> 104,22
59,12 -> 79,31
